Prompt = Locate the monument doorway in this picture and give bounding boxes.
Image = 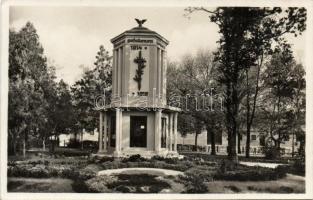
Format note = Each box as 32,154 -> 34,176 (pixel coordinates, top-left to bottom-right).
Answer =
130,116 -> 147,148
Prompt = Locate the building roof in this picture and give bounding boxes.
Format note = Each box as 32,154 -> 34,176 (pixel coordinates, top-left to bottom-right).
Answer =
110,25 -> 169,45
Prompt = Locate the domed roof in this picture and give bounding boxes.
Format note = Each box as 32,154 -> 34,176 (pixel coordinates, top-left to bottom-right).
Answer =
111,19 -> 169,45
124,26 -> 158,34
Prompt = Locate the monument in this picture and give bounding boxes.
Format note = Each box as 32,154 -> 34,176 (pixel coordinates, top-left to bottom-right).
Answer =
97,19 -> 180,157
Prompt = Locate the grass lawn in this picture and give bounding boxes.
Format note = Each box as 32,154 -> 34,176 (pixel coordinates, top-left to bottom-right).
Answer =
8,177 -> 74,193
205,174 -> 305,193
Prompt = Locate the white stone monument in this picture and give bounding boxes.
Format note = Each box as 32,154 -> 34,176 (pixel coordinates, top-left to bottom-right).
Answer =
97,19 -> 180,158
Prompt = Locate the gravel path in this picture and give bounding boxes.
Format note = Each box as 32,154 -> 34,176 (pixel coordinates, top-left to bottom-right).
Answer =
239,161 -> 286,168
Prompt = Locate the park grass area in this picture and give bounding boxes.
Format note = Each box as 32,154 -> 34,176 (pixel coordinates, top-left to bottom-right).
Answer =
205,174 -> 305,193
7,177 -> 74,193
7,151 -> 305,193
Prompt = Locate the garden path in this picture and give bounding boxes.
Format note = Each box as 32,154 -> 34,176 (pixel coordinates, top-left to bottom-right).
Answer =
239,161 -> 285,168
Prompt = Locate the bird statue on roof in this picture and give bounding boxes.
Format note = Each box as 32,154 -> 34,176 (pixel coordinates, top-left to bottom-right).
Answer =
135,18 -> 147,27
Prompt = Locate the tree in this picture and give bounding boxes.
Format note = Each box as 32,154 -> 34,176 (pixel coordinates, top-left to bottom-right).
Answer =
48,79 -> 75,152
185,7 -> 307,160
8,22 -> 50,156
8,22 -> 76,156
259,44 -> 303,157
242,8 -> 307,158
71,45 -> 112,147
167,50 -> 223,153
210,8 -> 262,161
290,64 -> 305,156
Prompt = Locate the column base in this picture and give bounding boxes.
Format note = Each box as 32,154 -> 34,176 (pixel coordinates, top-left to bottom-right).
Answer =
113,151 -> 121,157
166,151 -> 179,158
97,150 -> 107,154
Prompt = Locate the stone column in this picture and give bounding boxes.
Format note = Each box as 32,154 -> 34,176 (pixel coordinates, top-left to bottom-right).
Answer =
113,49 -> 118,96
114,108 -> 121,155
157,48 -> 161,99
168,113 -> 173,151
173,112 -> 178,151
162,50 -> 167,105
119,109 -> 123,151
117,47 -> 122,97
98,112 -> 103,152
154,109 -> 162,152
102,112 -> 107,152
165,115 -> 169,151
108,116 -> 111,149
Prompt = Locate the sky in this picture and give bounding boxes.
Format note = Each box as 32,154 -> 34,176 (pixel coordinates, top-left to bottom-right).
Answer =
9,6 -> 306,85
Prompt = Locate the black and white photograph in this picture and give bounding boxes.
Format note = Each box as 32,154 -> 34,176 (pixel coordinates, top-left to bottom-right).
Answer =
0,0 -> 312,199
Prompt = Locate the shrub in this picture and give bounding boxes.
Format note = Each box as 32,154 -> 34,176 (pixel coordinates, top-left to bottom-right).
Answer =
7,162 -> 81,179
184,167 -> 214,182
292,158 -> 305,176
151,155 -> 179,164
123,154 -> 146,162
263,145 -> 280,159
275,159 -> 305,176
99,156 -> 115,163
54,148 -> 91,157
89,156 -> 114,164
214,165 -> 286,181
107,174 -> 171,193
219,159 -> 238,173
85,175 -> 117,192
224,185 -> 241,193
72,180 -> 91,193
8,165 -> 31,177
85,173 -> 173,193
78,169 -> 97,180
179,174 -> 208,193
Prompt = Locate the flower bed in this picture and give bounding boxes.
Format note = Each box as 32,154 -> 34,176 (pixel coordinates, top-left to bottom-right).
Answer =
7,153 -> 292,193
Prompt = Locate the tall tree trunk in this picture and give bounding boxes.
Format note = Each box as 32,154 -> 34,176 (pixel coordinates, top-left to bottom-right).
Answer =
208,125 -> 216,155
42,138 -> 46,151
245,67 -> 251,158
277,96 -> 281,152
13,142 -> 17,156
194,130 -> 199,152
237,125 -> 241,154
51,136 -> 55,153
228,128 -> 238,162
74,132 -> 77,142
81,129 -> 84,150
291,131 -> 295,157
245,54 -> 262,158
23,131 -> 26,158
245,125 -> 251,158
8,130 -> 17,156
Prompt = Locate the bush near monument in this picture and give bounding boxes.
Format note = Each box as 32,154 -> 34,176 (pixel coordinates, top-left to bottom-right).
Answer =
8,153 -> 303,193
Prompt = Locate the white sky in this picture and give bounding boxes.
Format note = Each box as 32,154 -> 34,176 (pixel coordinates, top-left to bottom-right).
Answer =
9,6 -> 306,85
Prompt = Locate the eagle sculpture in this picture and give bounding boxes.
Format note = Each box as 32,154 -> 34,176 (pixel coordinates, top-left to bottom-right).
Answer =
135,18 -> 147,27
